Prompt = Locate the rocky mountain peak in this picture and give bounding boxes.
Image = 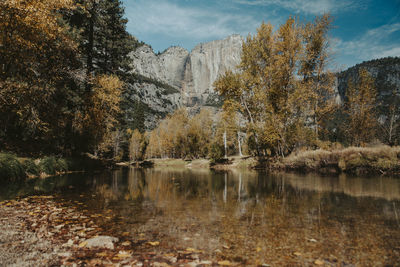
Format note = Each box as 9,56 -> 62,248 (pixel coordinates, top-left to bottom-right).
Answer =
129,34 -> 244,106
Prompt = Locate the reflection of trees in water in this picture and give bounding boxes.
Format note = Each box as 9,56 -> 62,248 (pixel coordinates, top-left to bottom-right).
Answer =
281,172 -> 400,201
89,167 -> 400,230
45,168 -> 399,265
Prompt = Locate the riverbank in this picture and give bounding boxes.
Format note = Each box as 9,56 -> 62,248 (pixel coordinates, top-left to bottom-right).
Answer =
0,153 -> 106,181
275,145 -> 400,175
137,157 -> 258,170
136,145 -> 400,176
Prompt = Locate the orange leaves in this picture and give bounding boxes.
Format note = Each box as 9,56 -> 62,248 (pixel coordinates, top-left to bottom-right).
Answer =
213,15 -> 336,156
345,68 -> 378,146
82,74 -> 123,154
129,129 -> 144,161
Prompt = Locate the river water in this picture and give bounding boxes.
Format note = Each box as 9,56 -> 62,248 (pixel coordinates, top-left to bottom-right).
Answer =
1,167 -> 400,265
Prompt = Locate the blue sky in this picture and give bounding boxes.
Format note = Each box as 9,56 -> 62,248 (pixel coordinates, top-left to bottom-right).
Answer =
122,0 -> 400,69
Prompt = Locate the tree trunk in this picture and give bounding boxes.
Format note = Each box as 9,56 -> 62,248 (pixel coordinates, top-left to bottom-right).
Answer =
238,131 -> 243,157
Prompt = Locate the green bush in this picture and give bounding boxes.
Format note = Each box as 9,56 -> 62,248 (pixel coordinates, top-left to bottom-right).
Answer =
22,159 -> 40,176
56,158 -> 68,172
0,153 -> 26,181
209,142 -> 225,164
39,156 -> 58,175
39,156 -> 70,175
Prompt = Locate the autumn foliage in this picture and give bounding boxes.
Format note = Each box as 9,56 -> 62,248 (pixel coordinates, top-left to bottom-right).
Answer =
215,15 -> 339,156
0,0 -> 129,157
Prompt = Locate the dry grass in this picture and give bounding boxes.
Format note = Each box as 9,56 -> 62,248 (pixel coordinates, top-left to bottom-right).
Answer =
152,158 -> 188,167
281,145 -> 400,175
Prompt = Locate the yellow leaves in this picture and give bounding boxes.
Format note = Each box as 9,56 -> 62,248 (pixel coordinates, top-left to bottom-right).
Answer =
121,241 -> 131,247
129,129 -> 143,161
78,241 -> 87,248
115,251 -> 132,259
345,68 -> 378,145
212,15 -> 335,155
96,252 -> 108,257
186,247 -> 203,253
147,241 -> 160,246
217,260 -> 232,266
122,232 -> 130,237
314,259 -> 324,265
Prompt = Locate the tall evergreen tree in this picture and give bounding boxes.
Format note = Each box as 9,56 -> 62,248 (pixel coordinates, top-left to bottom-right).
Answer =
67,0 -> 137,79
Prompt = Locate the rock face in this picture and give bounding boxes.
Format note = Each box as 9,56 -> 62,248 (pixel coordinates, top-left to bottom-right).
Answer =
337,57 -> 400,101
182,35 -> 243,105
336,57 -> 400,123
129,34 -> 243,107
126,34 -> 399,130
130,45 -> 189,89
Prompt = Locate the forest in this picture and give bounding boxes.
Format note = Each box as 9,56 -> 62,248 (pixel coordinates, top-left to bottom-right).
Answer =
0,0 -> 140,159
134,15 -> 400,165
1,1 -> 400,266
1,0 -> 399,170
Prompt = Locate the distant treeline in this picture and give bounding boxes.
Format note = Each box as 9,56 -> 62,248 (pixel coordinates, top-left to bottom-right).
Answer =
131,15 -> 400,161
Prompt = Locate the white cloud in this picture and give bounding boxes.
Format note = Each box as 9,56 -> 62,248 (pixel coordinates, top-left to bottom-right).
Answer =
234,0 -> 360,15
125,0 -> 260,41
334,23 -> 400,63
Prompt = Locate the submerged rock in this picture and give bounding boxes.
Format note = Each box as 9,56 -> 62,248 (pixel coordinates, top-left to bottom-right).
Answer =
85,236 -> 119,249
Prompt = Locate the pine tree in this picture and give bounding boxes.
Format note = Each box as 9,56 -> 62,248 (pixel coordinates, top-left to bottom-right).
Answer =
67,0 -> 137,79
95,0 -> 136,75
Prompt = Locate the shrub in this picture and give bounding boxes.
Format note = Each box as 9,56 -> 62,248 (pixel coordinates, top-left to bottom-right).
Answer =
209,142 -> 225,164
56,158 -> 68,172
22,159 -> 40,176
39,156 -> 58,175
0,152 -> 26,181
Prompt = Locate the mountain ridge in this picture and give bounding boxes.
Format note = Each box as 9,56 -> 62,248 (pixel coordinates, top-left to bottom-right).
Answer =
126,35 -> 400,129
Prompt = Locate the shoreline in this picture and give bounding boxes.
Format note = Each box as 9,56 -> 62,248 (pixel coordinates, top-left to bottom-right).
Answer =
121,145 -> 400,177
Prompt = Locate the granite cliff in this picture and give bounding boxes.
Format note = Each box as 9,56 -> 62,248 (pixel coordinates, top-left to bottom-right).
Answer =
129,34 -> 243,107
125,33 -> 399,129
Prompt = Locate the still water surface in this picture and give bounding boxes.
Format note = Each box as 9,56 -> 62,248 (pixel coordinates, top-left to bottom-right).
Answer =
2,167 -> 400,265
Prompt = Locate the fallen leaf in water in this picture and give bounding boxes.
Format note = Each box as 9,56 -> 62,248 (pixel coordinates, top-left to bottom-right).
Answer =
186,247 -> 203,253
121,241 -> 131,246
218,260 -> 232,266
78,241 -> 87,248
148,241 -> 160,246
314,259 -> 324,265
153,262 -> 171,267
116,251 -> 132,258
96,252 -> 108,257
